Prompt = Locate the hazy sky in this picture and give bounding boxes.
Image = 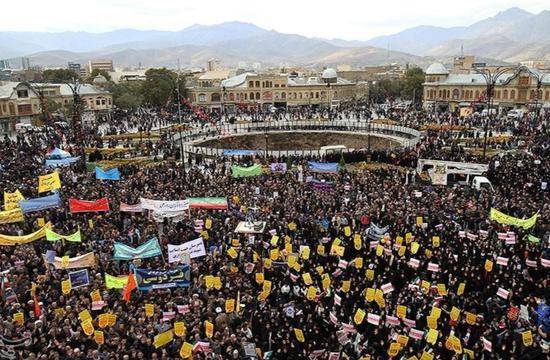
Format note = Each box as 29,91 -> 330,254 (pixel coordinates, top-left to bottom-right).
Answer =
2,0 -> 548,40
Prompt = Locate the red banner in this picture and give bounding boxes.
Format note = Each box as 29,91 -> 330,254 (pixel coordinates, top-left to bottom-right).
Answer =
69,198 -> 110,213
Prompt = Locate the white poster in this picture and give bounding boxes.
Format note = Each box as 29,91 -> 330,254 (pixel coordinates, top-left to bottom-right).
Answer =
140,198 -> 189,212
168,238 -> 206,263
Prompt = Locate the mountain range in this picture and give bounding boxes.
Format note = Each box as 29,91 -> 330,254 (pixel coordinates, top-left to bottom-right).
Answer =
0,7 -> 548,69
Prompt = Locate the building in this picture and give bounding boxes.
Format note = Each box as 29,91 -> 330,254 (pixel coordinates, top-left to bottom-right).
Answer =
0,60 -> 9,70
21,57 -> 31,70
68,62 -> 88,78
186,68 -> 368,113
423,62 -> 550,113
88,59 -> 114,73
0,81 -> 113,135
206,59 -> 220,72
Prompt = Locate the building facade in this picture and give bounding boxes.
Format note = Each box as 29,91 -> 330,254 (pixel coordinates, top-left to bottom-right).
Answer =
423,62 -> 550,114
186,68 -> 368,113
0,81 -> 113,134
88,59 -> 114,73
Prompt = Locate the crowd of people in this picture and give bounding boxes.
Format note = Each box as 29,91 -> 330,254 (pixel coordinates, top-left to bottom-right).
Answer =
0,104 -> 548,360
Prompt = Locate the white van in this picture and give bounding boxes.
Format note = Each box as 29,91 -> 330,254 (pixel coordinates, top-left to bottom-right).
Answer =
15,123 -> 33,133
472,176 -> 493,191
319,145 -> 347,156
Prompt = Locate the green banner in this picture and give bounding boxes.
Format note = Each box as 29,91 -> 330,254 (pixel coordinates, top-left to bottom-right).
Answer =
231,164 -> 262,178
45,227 -> 82,242
489,208 -> 538,230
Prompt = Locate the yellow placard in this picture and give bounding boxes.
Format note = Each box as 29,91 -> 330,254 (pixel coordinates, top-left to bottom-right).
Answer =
397,335 -> 409,347
376,245 -> 384,257
107,314 -> 117,326
388,342 -> 401,356
431,306 -> 441,319
302,272 -> 312,285
306,286 -> 317,300
421,280 -> 430,294
3,190 -> 24,210
344,226 -> 351,237
315,266 -> 324,275
98,313 -> 109,328
88,219 -> 94,229
457,282 -> 466,296
365,288 -> 375,302
355,257 -> 363,268
180,342 -> 193,358
432,236 -> 440,247
394,304 -> 406,318
38,172 -> 61,193
396,236 -> 403,246
301,246 -> 310,260
225,299 -> 235,313
288,222 -> 297,231
437,283 -> 447,296
427,315 -> 438,330
285,243 -> 293,254
255,273 -> 264,284
94,330 -> 104,345
420,352 -> 434,360
61,279 -> 71,294
354,234 -> 362,250
332,245 -> 345,257
205,218 -> 212,229
416,216 -> 423,226
485,259 -> 493,272
270,249 -> 279,260
410,242 -> 419,254
322,274 -> 331,290
342,280 -> 351,293
287,254 -> 297,267
91,289 -> 101,302
13,312 -> 24,325
450,306 -> 461,321
79,309 -> 92,323
317,244 -> 325,255
264,259 -> 272,269
200,230 -> 209,240
270,235 -> 279,246
61,255 -> 70,268
294,328 -> 305,342
426,329 -> 438,345
174,321 -> 186,337
227,247 -> 238,259
154,329 -> 173,348
145,303 -> 154,317
398,246 -> 406,257
405,232 -> 412,243
366,269 -> 374,281
465,312 -> 476,325
263,280 -> 272,293
425,249 -> 432,258
354,308 -> 366,324
205,320 -> 214,338
522,330 -> 533,346
81,319 -> 94,336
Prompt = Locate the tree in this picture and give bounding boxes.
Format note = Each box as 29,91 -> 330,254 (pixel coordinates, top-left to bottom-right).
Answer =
89,68 -> 112,82
141,68 -> 186,108
369,79 -> 403,104
42,69 -> 78,83
111,82 -> 143,110
401,67 -> 425,104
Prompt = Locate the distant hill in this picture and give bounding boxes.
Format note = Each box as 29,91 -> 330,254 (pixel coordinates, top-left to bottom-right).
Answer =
2,8 -> 548,69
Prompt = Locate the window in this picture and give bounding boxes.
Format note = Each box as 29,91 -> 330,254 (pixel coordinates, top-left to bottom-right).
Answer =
249,81 -> 254,88
17,104 -> 32,115
503,90 -> 508,99
249,92 -> 254,100
255,81 -> 260,87
211,93 -> 221,102
518,76 -> 530,86
96,99 -> 101,105
244,93 -> 247,100
545,91 -> 549,100
17,90 -> 29,98
452,89 -> 459,100
510,90 -> 515,99
281,92 -> 286,99
255,92 -> 260,100
198,94 -> 207,102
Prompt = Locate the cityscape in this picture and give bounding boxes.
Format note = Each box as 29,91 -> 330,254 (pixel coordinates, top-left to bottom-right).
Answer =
0,1 -> 548,360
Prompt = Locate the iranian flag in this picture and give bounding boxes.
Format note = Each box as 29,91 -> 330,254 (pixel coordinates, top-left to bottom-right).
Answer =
187,197 -> 228,210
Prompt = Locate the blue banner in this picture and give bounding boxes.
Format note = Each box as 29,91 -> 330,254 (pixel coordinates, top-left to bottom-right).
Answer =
308,161 -> 339,173
222,149 -> 258,156
113,238 -> 162,260
45,157 -> 80,168
18,193 -> 61,213
95,167 -> 121,180
134,265 -> 191,291
68,269 -> 90,288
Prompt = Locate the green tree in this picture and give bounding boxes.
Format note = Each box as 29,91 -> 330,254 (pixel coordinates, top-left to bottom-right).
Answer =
42,69 -> 78,83
141,68 -> 186,108
369,79 -> 403,103
111,82 -> 143,110
89,68 -> 112,82
401,67 -> 425,104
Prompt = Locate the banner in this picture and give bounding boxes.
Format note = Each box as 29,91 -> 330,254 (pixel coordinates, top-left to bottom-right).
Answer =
45,157 -> 80,168
187,197 -> 228,210
69,269 -> 90,288
0,223 -> 50,246
168,238 -> 206,263
38,172 -> 61,193
310,180 -> 334,191
45,228 -> 82,242
235,221 -> 266,234
270,163 -> 287,173
0,209 -> 24,224
113,238 -> 162,260
3,190 -> 24,210
140,198 -> 189,212
489,208 -> 538,229
49,252 -> 96,269
95,167 -> 121,181
105,274 -> 129,289
120,202 -> 143,212
231,164 -> 262,178
134,265 -> 191,291
69,198 -> 110,213
308,162 -> 338,173
222,149 -> 257,156
19,193 -> 61,213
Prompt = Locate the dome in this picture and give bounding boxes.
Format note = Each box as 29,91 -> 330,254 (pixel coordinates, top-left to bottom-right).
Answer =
426,63 -> 449,75
321,68 -> 338,79
92,75 -> 108,84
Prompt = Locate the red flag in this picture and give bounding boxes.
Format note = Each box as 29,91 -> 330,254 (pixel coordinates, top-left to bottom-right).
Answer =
33,291 -> 42,317
123,273 -> 137,302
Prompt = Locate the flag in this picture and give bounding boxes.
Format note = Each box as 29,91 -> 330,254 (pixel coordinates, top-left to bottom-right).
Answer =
123,273 -> 137,302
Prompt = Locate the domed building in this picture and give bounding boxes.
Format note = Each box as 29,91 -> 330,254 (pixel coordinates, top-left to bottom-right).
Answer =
321,68 -> 338,84
426,62 -> 449,76
92,75 -> 108,88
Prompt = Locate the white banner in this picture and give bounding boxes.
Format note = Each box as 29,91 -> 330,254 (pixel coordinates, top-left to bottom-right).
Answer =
140,198 -> 189,212
168,238 -> 206,263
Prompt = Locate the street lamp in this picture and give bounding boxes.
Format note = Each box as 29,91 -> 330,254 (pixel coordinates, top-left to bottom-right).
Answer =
472,66 -> 516,160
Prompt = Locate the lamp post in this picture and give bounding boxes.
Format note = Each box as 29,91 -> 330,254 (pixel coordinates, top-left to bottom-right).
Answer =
473,66 -> 516,160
